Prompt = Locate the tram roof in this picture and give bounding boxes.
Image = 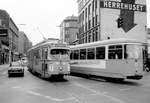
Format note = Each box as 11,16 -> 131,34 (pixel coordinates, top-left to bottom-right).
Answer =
28,40 -> 69,52
70,38 -> 147,49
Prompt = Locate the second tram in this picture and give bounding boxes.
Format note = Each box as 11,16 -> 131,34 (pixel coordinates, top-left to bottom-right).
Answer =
70,38 -> 147,81
27,40 -> 70,79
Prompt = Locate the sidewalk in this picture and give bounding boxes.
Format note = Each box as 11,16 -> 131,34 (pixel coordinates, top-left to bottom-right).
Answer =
0,61 -> 20,68
0,64 -> 9,68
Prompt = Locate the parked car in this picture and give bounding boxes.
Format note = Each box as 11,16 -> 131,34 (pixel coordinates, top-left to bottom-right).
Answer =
8,62 -> 24,77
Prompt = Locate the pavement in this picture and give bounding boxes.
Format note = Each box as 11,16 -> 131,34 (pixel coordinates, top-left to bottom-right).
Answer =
0,63 -> 150,103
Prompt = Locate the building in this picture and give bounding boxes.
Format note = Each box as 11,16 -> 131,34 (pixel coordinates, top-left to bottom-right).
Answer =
0,9 -> 19,64
18,31 -> 32,57
77,0 -> 147,44
147,28 -> 150,57
60,16 -> 79,45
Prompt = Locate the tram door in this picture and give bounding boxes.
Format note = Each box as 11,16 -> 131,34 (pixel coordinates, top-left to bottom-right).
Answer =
42,47 -> 48,77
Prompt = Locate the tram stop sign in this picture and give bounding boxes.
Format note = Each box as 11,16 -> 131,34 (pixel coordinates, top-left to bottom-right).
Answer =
0,29 -> 8,37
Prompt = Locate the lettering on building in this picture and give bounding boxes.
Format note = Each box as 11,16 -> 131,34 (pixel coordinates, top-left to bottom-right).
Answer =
100,1 -> 146,12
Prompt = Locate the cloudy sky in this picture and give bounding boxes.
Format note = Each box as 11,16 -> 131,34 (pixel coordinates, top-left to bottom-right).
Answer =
0,0 -> 149,45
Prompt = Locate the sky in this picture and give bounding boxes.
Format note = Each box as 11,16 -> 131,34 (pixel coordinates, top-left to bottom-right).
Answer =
0,0 -> 149,45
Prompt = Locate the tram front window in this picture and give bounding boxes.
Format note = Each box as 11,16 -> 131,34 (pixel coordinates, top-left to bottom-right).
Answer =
124,44 -> 142,59
51,49 -> 69,55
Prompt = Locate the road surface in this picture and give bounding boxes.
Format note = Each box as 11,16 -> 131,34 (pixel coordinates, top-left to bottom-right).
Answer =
0,64 -> 150,103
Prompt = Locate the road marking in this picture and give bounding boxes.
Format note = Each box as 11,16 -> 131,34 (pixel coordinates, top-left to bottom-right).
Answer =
12,86 -> 22,89
72,82 -> 126,103
120,88 -> 130,91
27,90 -> 75,102
27,91 -> 41,96
12,86 -> 75,102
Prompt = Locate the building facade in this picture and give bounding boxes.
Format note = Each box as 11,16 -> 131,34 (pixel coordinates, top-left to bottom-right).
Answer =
18,31 -> 32,57
0,9 -> 19,64
60,16 -> 79,45
77,0 -> 147,44
147,28 -> 150,57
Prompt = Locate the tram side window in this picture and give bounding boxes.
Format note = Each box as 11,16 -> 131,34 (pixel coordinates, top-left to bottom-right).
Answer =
70,50 -> 73,60
108,45 -> 123,59
34,49 -> 40,59
42,48 -> 48,59
96,47 -> 105,59
80,49 -> 86,60
74,50 -> 79,60
87,48 -> 95,59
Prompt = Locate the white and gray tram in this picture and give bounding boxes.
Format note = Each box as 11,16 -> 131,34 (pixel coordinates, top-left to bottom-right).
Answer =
70,38 -> 147,81
27,40 -> 70,79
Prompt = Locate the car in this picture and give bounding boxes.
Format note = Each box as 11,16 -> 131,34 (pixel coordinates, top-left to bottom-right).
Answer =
8,62 -> 24,77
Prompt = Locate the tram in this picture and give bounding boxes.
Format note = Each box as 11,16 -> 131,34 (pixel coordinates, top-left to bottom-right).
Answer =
70,38 -> 147,81
27,39 -> 70,79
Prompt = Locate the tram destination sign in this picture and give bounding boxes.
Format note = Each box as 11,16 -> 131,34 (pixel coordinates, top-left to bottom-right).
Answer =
100,1 -> 146,12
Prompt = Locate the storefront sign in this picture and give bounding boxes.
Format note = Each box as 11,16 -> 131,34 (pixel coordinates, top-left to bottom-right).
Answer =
100,1 -> 146,12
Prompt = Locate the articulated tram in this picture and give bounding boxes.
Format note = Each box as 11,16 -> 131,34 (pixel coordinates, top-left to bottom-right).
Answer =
27,40 -> 70,79
70,38 -> 147,81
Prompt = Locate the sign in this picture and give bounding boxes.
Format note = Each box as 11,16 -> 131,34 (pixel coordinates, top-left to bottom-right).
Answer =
100,0 -> 146,32
120,0 -> 136,32
100,1 -> 146,12
0,29 -> 8,37
55,44 -> 67,47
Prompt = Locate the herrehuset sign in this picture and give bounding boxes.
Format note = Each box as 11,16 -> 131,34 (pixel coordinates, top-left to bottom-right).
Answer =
100,0 -> 146,32
100,1 -> 146,12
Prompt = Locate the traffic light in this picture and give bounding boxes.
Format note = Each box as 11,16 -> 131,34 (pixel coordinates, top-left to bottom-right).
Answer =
117,17 -> 123,28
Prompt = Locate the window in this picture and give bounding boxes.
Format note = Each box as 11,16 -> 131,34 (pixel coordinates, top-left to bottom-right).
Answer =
85,8 -> 87,19
87,48 -> 95,59
73,50 -> 79,60
70,50 -> 73,60
42,47 -> 48,59
95,0 -> 97,9
88,4 -> 91,15
124,44 -> 142,59
80,49 -> 86,59
34,49 -> 40,59
92,0 -> 94,11
92,17 -> 95,27
96,47 -> 105,59
108,45 -> 123,59
51,49 -> 69,55
88,20 -> 91,30
95,15 -> 98,25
